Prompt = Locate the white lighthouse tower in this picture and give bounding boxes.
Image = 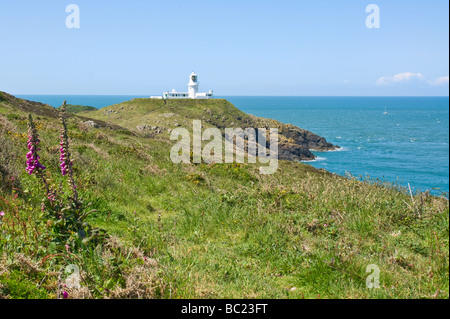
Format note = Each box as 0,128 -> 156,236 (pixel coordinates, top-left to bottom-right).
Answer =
152,72 -> 214,99
188,72 -> 199,99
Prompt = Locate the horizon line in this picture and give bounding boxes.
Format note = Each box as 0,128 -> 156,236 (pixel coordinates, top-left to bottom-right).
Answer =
13,94 -> 450,98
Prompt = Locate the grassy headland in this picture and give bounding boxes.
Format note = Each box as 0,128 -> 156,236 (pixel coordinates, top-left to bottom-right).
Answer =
57,104 -> 97,114
0,91 -> 448,299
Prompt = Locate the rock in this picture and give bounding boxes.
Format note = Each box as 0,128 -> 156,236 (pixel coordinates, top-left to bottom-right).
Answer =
136,124 -> 151,131
103,110 -> 114,116
280,124 -> 338,151
137,124 -> 163,135
278,142 -> 315,161
82,120 -> 99,128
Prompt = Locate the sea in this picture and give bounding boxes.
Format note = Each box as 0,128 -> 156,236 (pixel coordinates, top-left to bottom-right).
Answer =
17,95 -> 449,195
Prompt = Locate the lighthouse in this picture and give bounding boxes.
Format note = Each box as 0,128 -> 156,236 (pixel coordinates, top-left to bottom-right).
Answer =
188,72 -> 199,99
151,72 -> 214,99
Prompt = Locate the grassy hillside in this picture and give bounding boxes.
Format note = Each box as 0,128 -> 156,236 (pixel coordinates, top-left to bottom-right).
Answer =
0,93 -> 448,299
57,104 -> 97,114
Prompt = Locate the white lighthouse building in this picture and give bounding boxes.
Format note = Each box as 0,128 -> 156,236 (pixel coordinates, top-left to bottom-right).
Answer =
151,72 -> 214,99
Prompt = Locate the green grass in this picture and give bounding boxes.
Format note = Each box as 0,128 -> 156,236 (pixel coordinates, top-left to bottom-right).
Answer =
57,104 -> 97,114
0,95 -> 448,299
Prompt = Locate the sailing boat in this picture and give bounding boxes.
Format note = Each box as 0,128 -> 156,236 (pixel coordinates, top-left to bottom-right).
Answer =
383,107 -> 388,115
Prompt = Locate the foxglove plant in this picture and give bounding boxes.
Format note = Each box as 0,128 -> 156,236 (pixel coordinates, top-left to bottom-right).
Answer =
59,102 -> 79,203
24,104 -> 103,247
26,114 -> 49,194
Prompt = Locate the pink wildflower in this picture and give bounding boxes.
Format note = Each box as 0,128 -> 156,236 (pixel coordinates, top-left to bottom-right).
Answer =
26,115 -> 46,175
0,211 -> 5,217
59,102 -> 79,203
62,291 -> 68,299
59,106 -> 73,177
59,133 -> 73,176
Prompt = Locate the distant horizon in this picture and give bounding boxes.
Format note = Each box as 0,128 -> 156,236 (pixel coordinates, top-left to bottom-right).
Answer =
14,93 -> 450,98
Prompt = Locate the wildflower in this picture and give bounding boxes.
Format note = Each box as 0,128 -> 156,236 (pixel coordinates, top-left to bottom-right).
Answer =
0,211 -> 4,217
62,291 -> 68,299
47,192 -> 56,203
26,114 -> 46,175
65,245 -> 70,252
59,102 -> 79,203
59,129 -> 73,177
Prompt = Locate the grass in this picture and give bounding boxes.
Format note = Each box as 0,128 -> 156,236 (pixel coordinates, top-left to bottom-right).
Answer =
0,94 -> 448,299
57,104 -> 97,114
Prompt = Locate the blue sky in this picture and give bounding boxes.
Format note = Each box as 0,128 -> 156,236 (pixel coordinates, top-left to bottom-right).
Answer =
0,0 -> 448,96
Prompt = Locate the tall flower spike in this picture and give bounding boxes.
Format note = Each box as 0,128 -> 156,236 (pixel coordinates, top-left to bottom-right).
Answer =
26,114 -> 49,194
59,101 -> 73,176
26,114 -> 46,175
59,101 -> 79,202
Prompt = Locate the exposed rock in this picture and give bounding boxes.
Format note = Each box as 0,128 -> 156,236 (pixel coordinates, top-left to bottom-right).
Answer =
278,142 -> 315,161
137,124 -> 163,135
103,110 -> 115,116
136,124 -> 152,131
82,120 -> 99,128
280,124 -> 338,151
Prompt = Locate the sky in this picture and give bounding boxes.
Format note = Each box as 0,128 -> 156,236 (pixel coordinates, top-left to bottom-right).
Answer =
0,0 -> 448,96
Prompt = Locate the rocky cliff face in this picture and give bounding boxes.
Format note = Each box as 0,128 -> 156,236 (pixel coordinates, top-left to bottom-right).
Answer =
249,116 -> 338,161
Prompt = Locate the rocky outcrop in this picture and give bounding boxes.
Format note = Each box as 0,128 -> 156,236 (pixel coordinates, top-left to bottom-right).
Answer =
279,124 -> 338,152
250,116 -> 338,161
200,110 -> 338,161
278,141 -> 316,161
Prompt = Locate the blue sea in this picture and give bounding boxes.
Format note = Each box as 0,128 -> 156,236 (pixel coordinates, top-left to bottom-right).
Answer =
18,95 -> 449,195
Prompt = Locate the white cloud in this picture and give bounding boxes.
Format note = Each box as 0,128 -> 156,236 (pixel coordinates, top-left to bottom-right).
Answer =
428,76 -> 449,86
376,72 -> 424,86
